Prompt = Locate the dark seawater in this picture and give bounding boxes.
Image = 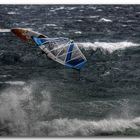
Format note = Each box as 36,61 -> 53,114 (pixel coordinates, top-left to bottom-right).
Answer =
0,5 -> 140,136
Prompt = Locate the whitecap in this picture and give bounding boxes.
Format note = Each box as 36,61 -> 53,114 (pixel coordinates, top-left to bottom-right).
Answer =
4,81 -> 25,86
99,18 -> 112,22
89,6 -> 96,10
75,31 -> 82,34
67,7 -> 76,10
46,24 -> 57,27
78,41 -> 140,53
122,24 -> 128,27
76,19 -> 83,22
33,117 -> 140,136
7,11 -> 17,15
89,16 -> 99,18
0,29 -> 10,32
54,6 -> 65,11
97,9 -> 103,12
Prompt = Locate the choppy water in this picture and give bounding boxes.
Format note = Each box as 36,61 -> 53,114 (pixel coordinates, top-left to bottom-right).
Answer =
0,5 -> 140,136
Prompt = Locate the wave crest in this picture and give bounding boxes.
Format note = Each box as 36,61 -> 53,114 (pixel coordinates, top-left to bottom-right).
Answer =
78,41 -> 139,53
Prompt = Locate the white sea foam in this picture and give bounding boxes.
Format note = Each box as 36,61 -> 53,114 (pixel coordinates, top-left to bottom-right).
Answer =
89,15 -> 99,18
75,31 -> 82,34
78,41 -> 140,53
46,24 -> 57,27
7,11 -> 17,15
0,81 -> 140,136
4,81 -> 26,86
0,85 -> 32,135
89,7 -> 96,10
33,117 -> 140,136
97,9 -> 103,12
67,7 -> 76,10
0,29 -> 10,32
54,6 -> 65,11
99,18 -> 112,22
0,81 -> 52,136
76,19 -> 83,22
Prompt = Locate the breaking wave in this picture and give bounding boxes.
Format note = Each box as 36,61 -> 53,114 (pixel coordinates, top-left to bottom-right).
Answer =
0,80 -> 140,136
34,117 -> 140,136
78,41 -> 140,53
0,40 -> 139,67
0,81 -> 52,136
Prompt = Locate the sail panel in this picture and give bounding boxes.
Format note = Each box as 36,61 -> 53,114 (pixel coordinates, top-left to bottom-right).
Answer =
32,36 -> 87,69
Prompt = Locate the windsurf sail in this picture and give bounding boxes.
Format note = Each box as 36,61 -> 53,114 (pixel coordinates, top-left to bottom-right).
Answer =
32,36 -> 87,69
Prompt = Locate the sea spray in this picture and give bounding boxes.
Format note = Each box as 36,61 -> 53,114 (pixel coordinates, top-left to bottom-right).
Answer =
32,117 -> 140,136
0,81 -> 52,136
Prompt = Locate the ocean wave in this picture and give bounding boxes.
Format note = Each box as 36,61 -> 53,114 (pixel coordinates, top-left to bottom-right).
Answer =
78,41 -> 140,53
0,41 -> 139,66
33,117 -> 140,136
0,81 -> 140,136
0,81 -> 52,136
